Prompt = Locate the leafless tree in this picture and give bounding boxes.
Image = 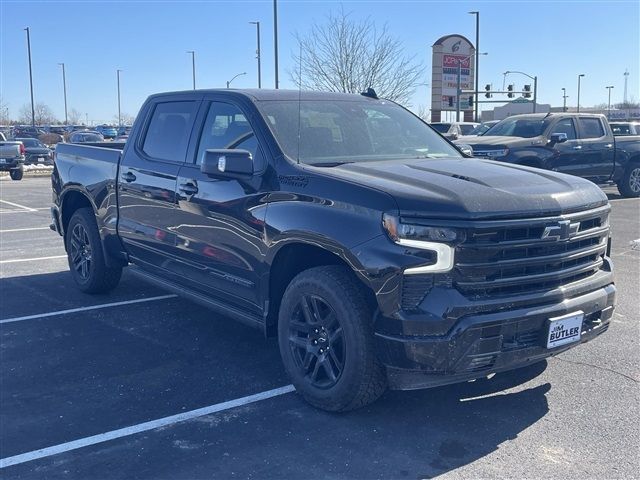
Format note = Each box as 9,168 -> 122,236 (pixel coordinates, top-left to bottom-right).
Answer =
290,9 -> 423,105
0,97 -> 9,124
411,104 -> 431,122
68,108 -> 83,124
18,102 -> 58,125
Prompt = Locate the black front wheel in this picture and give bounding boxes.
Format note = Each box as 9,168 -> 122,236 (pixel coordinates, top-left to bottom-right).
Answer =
278,266 -> 387,412
66,207 -> 122,293
617,163 -> 640,198
9,168 -> 23,181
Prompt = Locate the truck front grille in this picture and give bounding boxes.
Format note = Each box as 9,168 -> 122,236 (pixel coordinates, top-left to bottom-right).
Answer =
454,206 -> 610,299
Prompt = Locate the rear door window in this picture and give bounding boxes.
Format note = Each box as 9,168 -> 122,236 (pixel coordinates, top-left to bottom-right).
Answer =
550,118 -> 577,140
578,118 -> 605,139
142,101 -> 198,162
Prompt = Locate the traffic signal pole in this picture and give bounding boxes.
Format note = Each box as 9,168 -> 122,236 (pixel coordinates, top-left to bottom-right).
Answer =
533,76 -> 538,113
456,63 -> 462,122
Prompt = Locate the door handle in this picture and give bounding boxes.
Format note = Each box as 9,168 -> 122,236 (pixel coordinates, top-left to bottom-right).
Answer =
121,171 -> 136,182
179,183 -> 199,195
605,144 -> 613,148
572,145 -> 582,150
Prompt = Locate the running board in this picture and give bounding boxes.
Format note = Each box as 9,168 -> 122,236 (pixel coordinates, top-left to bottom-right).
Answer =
128,266 -> 265,332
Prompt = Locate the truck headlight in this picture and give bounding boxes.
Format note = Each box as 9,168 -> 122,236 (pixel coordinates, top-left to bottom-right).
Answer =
484,148 -> 509,158
382,214 -> 456,274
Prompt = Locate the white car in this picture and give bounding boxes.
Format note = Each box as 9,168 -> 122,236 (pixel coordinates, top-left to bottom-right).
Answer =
430,122 -> 480,140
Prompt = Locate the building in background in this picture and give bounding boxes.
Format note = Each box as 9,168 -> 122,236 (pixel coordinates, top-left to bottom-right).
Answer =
431,34 -> 475,122
481,98 -> 551,121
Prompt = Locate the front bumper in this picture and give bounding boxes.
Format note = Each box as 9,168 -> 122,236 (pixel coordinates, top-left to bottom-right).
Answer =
376,281 -> 615,390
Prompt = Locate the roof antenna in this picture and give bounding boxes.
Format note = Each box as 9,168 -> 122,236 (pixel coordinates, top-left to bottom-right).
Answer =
361,87 -> 378,99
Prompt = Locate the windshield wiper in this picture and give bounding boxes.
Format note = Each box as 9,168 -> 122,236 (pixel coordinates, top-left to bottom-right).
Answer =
309,161 -> 354,167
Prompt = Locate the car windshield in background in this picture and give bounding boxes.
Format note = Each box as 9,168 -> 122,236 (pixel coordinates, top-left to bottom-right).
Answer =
258,100 -> 462,165
20,139 -> 39,147
484,117 -> 549,138
469,123 -> 492,135
430,123 -> 451,133
459,124 -> 476,135
72,133 -> 104,142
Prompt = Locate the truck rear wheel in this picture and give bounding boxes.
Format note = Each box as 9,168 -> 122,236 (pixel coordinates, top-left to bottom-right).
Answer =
66,207 -> 122,293
617,163 -> 640,198
278,266 -> 387,412
9,168 -> 23,181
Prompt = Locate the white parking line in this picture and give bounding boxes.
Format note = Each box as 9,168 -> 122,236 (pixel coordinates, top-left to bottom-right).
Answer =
0,207 -> 50,214
0,227 -> 51,233
0,199 -> 37,212
0,294 -> 178,324
0,384 -> 295,468
0,255 -> 67,264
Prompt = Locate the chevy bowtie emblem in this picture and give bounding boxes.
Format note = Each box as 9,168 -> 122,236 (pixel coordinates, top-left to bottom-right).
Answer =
542,220 -> 581,241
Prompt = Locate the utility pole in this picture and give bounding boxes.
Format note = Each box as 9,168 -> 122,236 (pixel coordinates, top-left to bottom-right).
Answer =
562,87 -> 568,112
606,86 -> 614,119
250,22 -> 262,88
58,63 -> 68,125
469,11 -> 480,122
273,0 -> 279,89
623,69 -> 629,104
187,51 -> 196,89
117,69 -> 122,126
577,74 -> 585,113
24,27 -> 35,126
456,62 -> 462,122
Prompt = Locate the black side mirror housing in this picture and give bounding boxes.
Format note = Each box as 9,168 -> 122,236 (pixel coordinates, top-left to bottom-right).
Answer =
456,144 -> 474,156
201,149 -> 254,177
549,132 -> 568,145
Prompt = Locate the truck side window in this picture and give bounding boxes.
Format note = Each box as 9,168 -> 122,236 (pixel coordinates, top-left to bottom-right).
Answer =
142,101 -> 197,162
550,119 -> 577,140
578,118 -> 605,139
196,102 -> 264,170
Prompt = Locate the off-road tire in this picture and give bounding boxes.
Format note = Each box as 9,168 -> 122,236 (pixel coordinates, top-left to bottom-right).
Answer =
66,207 -> 122,293
278,265 -> 387,412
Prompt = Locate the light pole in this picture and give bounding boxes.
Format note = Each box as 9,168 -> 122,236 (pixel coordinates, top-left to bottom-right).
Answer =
58,63 -> 68,125
117,69 -> 122,126
455,53 -> 486,122
577,74 -> 585,113
24,27 -> 35,126
468,11 -> 480,122
226,72 -> 247,89
504,70 -> 538,113
249,21 -> 262,88
562,87 -> 568,112
606,85 -> 614,119
273,0 -> 279,89
187,51 -> 196,89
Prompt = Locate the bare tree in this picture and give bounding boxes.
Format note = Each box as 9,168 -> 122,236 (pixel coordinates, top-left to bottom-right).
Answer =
0,97 -> 9,124
18,102 -> 58,125
411,104 -> 431,122
112,112 -> 136,126
291,10 -> 423,105
68,108 -> 83,124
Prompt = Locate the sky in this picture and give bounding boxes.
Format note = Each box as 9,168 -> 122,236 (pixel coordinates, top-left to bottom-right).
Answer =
1,0 -> 638,124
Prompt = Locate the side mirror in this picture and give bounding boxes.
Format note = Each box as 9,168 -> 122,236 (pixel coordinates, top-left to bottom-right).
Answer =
201,149 -> 253,177
549,132 -> 568,145
457,144 -> 474,156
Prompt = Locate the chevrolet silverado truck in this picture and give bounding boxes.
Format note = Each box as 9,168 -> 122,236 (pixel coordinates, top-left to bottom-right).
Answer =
458,113 -> 640,197
51,90 -> 616,411
0,132 -> 25,180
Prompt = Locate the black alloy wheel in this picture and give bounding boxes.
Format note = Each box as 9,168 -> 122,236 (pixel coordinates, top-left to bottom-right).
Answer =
288,294 -> 345,389
69,223 -> 92,281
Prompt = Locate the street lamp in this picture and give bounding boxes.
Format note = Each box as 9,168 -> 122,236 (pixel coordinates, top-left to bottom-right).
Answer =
187,51 -> 196,90
562,87 -> 568,112
58,63 -> 68,125
24,27 -> 35,126
468,11 -> 480,122
116,69 -> 123,127
504,70 -> 538,113
249,21 -> 262,88
606,85 -> 614,119
226,72 -> 247,89
577,74 -> 585,113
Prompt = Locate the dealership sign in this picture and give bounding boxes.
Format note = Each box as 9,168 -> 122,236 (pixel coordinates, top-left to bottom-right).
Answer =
431,34 -> 476,115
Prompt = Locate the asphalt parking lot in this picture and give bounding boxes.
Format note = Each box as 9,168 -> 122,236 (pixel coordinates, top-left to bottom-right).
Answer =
1,176 -> 638,479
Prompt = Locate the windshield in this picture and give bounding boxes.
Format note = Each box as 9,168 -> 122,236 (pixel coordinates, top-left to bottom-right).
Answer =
484,117 -> 549,138
430,123 -> 451,133
258,100 -> 462,165
468,123 -> 492,136
20,139 -> 39,147
73,133 -> 103,142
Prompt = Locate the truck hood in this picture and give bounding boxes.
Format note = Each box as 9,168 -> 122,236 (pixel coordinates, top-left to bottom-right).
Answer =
461,135 -> 544,147
315,158 -> 607,219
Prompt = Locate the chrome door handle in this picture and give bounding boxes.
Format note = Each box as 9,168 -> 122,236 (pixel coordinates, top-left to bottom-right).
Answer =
605,144 -> 613,148
572,146 -> 582,150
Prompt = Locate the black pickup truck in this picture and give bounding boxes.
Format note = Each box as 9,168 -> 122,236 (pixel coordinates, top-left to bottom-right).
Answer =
458,113 -> 640,197
51,90 -> 616,411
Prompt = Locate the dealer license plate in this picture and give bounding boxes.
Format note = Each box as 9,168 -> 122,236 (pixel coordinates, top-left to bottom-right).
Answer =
38,157 -> 45,162
546,311 -> 583,349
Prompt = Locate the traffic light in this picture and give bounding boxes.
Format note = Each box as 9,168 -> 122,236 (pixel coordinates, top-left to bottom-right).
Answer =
468,96 -> 474,107
448,96 -> 454,107
485,84 -> 492,98
507,84 -> 514,98
523,84 -> 532,98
